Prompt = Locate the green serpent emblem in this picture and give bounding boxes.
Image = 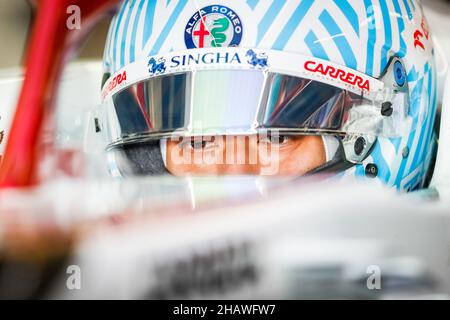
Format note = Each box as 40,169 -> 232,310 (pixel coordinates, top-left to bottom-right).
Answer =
210,17 -> 230,47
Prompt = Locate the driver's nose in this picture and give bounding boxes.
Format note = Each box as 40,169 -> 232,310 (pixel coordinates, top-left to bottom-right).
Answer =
203,136 -> 261,175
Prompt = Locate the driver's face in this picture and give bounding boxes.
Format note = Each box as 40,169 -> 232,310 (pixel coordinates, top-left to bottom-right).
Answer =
165,135 -> 326,176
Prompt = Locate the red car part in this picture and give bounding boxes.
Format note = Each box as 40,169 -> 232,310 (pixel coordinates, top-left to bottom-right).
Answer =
0,0 -> 119,188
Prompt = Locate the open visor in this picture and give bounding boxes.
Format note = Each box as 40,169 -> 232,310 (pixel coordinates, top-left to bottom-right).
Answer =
100,49 -> 409,148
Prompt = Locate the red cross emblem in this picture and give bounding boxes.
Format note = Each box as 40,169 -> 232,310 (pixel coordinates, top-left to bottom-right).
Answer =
193,16 -> 210,48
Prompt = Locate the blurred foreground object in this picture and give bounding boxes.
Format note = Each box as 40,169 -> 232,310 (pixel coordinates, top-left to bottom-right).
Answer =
1,176 -> 449,299
0,0 -> 119,187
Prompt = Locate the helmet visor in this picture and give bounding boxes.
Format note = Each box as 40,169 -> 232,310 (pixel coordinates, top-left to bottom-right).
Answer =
101,52 -> 407,148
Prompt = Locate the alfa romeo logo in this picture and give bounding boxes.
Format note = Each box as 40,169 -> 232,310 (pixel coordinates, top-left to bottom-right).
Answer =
184,5 -> 243,49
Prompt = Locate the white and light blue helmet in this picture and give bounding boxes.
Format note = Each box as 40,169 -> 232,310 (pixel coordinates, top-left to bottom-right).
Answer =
101,0 -> 438,191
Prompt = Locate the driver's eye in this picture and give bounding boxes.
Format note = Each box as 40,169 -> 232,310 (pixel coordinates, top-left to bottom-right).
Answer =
271,135 -> 290,145
191,139 -> 207,150
259,135 -> 290,146
177,137 -> 215,151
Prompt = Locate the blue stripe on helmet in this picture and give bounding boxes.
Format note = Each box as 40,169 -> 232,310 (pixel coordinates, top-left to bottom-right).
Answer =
150,0 -> 188,55
257,0 -> 286,45
305,30 -> 330,61
392,0 -> 407,58
130,0 -> 146,64
424,62 -> 429,74
394,77 -> 424,187
247,0 -> 259,10
379,0 -> 393,75
120,0 -> 137,68
389,137 -> 402,153
407,66 -> 419,82
141,0 -> 157,55
355,164 -> 365,177
402,0 -> 413,20
272,0 -> 314,50
409,77 -> 425,119
333,0 -> 360,37
412,66 -> 436,170
112,1 -> 128,72
319,10 -> 357,70
364,0 -> 376,77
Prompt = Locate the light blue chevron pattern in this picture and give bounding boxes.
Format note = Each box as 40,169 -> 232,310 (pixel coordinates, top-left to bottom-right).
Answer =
103,0 -> 437,191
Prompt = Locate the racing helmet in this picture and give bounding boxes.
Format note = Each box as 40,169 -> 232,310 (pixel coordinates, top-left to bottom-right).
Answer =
98,0 -> 438,191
